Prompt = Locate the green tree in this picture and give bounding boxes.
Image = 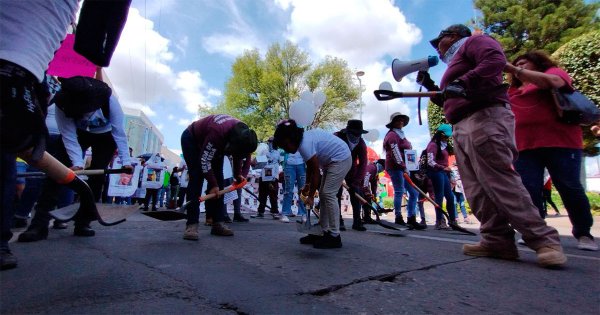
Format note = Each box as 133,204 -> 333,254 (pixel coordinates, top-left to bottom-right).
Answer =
473,0 -> 599,61
204,41 -> 361,140
552,30 -> 600,156
426,101 -> 445,137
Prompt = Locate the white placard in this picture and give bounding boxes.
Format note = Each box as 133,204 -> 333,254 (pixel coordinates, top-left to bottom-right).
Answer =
404,149 -> 418,171
261,165 -> 276,182
107,158 -> 141,197
141,166 -> 165,189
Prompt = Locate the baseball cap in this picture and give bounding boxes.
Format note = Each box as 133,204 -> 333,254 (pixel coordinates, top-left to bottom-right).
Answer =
429,24 -> 472,49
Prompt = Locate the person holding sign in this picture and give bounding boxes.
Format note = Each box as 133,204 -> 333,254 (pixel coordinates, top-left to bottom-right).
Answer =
273,119 -> 351,249
181,115 -> 257,240
382,113 -> 425,230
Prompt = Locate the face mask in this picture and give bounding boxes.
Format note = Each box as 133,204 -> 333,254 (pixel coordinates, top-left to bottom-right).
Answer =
441,37 -> 468,64
347,133 -> 361,145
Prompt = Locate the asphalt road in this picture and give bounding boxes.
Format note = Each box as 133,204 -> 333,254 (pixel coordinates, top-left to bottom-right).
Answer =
1,210 -> 599,314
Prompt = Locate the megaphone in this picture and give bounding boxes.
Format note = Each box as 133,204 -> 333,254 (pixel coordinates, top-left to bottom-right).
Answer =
391,56 -> 439,82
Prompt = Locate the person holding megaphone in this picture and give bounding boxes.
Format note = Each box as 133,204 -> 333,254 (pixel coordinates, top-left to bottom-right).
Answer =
416,24 -> 566,268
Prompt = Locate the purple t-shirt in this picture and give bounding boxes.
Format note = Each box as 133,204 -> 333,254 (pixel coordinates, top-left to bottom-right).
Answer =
187,114 -> 251,188
440,35 -> 509,124
426,141 -> 449,171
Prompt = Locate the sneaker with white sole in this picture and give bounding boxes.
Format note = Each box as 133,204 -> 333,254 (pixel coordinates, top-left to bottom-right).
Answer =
577,236 -> 599,251
280,215 -> 290,223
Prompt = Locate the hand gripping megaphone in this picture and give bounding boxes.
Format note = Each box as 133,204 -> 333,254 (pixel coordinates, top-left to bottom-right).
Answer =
391,56 -> 439,82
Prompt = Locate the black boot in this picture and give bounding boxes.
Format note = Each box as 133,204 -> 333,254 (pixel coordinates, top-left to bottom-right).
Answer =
406,216 -> 427,230
73,224 -> 95,237
339,219 -> 347,231
395,215 -> 406,225
352,221 -> 366,231
300,234 -> 322,245
313,231 -> 342,249
233,214 -> 249,222
17,225 -> 49,242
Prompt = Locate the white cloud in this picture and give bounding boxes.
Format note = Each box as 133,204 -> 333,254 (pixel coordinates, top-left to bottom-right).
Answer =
167,114 -> 175,120
177,118 -> 192,126
281,0 -> 422,67
105,8 -> 219,119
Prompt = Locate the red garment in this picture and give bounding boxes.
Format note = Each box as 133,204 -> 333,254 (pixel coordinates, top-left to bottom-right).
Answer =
543,178 -> 553,191
508,67 -> 582,151
382,130 -> 412,171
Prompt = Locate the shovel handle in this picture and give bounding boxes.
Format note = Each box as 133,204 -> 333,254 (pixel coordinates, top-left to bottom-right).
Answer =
199,179 -> 247,202
403,173 -> 441,208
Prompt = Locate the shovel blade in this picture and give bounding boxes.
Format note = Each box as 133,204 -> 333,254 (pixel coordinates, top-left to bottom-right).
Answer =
141,210 -> 186,221
296,220 -> 322,235
49,203 -> 80,221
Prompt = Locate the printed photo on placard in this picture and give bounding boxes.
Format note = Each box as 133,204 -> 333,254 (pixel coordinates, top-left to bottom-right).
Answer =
404,149 -> 418,171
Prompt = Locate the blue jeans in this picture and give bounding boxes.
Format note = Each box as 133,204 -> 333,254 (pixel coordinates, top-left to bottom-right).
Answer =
454,191 -> 468,219
514,148 -> 593,239
157,186 -> 168,207
387,169 -> 418,218
428,169 -> 456,222
282,163 -> 306,216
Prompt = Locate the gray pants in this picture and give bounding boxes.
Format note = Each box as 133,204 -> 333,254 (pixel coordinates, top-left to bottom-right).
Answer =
319,157 -> 352,236
453,105 -> 561,251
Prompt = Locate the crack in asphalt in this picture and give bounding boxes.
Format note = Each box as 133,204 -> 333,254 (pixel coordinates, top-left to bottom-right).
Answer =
299,257 -> 478,296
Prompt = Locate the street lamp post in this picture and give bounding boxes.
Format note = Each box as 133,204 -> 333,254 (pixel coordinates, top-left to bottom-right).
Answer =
356,70 -> 365,120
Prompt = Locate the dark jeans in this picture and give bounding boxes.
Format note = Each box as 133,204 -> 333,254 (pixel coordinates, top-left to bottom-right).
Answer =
77,130 -> 117,201
428,169 -> 456,222
181,128 -> 225,225
257,178 -> 279,214
30,135 -> 75,228
143,188 -> 159,209
177,187 -> 187,207
514,148 -> 593,239
1,153 -> 16,250
337,181 -> 362,224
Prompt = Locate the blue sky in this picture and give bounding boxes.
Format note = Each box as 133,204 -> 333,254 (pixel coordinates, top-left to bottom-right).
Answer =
104,0 -> 481,157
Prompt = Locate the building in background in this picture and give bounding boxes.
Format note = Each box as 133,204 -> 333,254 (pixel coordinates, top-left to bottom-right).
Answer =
160,146 -> 182,169
122,107 -> 163,157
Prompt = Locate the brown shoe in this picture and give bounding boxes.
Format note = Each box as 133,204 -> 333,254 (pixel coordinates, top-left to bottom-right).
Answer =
536,246 -> 567,268
183,224 -> 199,241
463,242 -> 519,260
211,222 -> 234,236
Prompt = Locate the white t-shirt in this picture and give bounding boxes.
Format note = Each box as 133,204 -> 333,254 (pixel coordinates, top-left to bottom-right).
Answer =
0,0 -> 79,82
298,129 -> 350,169
285,151 -> 304,166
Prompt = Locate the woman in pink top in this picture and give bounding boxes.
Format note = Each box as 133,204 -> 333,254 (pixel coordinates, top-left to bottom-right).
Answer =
505,51 -> 597,251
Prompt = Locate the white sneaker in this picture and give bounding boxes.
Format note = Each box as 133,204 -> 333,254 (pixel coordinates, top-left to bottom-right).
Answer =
517,238 -> 525,245
280,215 -> 290,223
577,236 -> 599,251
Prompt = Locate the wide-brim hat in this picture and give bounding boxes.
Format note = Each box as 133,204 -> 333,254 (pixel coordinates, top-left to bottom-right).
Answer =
225,122 -> 258,155
429,24 -> 472,49
385,112 -> 410,128
341,119 -> 368,135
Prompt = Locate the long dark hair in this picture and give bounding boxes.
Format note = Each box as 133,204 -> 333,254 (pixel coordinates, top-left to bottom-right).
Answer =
431,130 -> 453,159
511,50 -> 559,87
272,119 -> 304,150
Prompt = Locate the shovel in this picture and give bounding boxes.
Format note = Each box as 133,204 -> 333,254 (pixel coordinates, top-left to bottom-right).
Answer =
342,183 -> 406,231
403,173 -> 476,236
141,179 -> 247,221
17,168 -> 134,178
49,168 -> 135,226
296,194 -> 323,235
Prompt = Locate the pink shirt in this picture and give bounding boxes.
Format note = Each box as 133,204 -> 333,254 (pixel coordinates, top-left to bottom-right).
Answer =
508,67 -> 582,151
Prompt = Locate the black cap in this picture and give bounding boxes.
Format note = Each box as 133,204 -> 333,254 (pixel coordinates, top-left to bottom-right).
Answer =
341,119 -> 368,135
429,24 -> 472,49
225,122 -> 258,155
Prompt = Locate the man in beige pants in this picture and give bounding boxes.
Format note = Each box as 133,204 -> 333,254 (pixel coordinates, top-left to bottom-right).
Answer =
418,24 -> 566,267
